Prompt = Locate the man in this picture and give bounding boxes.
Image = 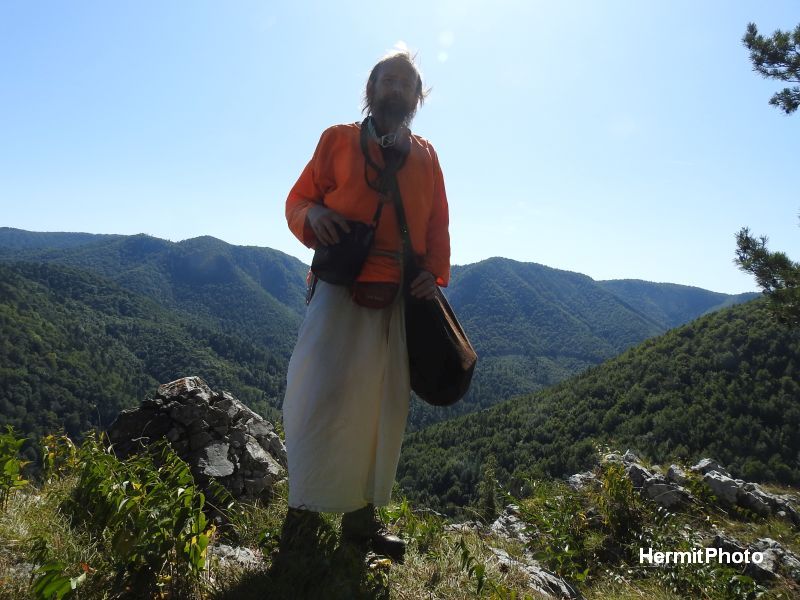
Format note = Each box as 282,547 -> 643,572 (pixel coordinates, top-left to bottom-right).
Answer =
282,50 -> 450,562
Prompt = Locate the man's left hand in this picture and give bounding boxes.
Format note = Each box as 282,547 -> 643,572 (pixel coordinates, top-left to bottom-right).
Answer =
410,270 -> 437,300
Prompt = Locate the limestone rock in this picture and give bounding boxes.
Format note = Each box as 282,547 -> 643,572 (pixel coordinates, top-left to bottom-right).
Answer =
666,464 -> 688,486
626,463 -> 653,488
566,471 -> 598,491
691,458 -> 730,477
490,547 -> 582,599
703,471 -> 740,505
622,449 -> 640,464
107,376 -> 286,502
209,543 -> 263,570
490,505 -> 531,544
751,538 -> 800,583
643,478 -> 690,508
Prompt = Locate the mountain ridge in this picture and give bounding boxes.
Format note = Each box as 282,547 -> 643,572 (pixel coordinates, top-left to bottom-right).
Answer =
0,227 -> 759,434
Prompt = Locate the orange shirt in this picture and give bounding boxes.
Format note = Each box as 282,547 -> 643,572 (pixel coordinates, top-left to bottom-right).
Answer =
286,122 -> 451,286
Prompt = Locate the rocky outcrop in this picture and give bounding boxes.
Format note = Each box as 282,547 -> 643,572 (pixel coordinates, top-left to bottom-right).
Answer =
711,534 -> 800,584
447,505 -> 581,599
599,450 -> 694,509
689,459 -> 800,525
489,504 -> 532,544
566,471 -> 598,492
107,376 -> 286,501
490,547 -> 583,600
591,452 -> 799,522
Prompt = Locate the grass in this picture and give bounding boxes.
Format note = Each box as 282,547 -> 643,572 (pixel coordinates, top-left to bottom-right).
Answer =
1,443 -> 799,599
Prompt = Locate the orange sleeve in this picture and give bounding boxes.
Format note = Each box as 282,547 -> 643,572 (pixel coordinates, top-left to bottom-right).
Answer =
421,148 -> 451,286
285,128 -> 337,248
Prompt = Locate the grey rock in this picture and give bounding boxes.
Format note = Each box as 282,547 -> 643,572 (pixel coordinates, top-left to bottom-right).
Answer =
691,458 -> 730,477
622,449 -> 640,464
567,471 -> 597,491
214,397 -> 240,421
667,464 -> 688,485
169,403 -> 206,427
643,479 -> 689,508
490,547 -> 582,599
268,433 -> 288,466
157,376 -> 214,403
141,396 -> 163,409
189,431 -> 213,451
752,538 -> 800,583
166,427 -> 183,443
703,472 -> 740,505
626,463 -> 653,488
106,407 -> 171,457
246,419 -> 274,440
229,429 -> 247,448
107,377 -> 286,501
444,521 -> 483,534
737,489 -> 771,517
209,543 -> 262,570
196,442 -> 234,478
601,452 -> 624,464
712,533 -> 746,555
490,505 -> 531,544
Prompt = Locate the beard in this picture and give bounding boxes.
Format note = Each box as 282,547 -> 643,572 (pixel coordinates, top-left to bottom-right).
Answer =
372,95 -> 417,128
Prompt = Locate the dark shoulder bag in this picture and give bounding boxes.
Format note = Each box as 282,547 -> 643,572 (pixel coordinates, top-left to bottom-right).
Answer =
386,173 -> 478,406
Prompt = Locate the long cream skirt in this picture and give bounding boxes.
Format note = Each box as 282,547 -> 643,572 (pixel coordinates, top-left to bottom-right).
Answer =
282,280 -> 410,513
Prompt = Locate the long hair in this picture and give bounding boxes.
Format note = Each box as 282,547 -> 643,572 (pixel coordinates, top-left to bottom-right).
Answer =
362,50 -> 431,115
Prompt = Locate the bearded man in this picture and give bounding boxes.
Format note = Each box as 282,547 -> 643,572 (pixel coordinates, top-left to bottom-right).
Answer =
282,50 -> 450,562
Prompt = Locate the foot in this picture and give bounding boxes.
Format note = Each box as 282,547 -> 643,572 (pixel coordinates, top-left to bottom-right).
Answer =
279,507 -> 325,551
341,504 -> 406,563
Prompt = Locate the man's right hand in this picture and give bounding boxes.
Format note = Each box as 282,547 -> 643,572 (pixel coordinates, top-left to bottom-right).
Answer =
307,205 -> 351,246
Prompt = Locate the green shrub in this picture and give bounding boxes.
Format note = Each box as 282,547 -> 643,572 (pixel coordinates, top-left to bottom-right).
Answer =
517,480 -> 591,582
0,425 -> 29,511
59,434 -> 216,596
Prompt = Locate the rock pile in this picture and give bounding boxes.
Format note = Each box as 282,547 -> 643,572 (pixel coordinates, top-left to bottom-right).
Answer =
107,376 -> 286,501
690,459 -> 800,525
446,505 -> 582,599
567,450 -> 694,509
713,533 -> 800,584
572,451 -> 800,525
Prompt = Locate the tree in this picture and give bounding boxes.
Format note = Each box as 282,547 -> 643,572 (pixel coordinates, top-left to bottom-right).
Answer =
736,22 -> 800,326
743,22 -> 800,114
735,227 -> 800,326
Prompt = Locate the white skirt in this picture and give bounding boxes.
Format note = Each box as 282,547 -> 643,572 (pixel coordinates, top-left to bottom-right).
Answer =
282,280 -> 410,513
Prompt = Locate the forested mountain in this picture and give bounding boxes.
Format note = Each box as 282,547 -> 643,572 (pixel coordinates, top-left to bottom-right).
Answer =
0,261 -> 287,440
398,298 -> 800,514
0,227 -> 121,251
1,228 -> 758,437
407,259 -> 757,429
598,278 -> 758,329
1,231 -> 308,356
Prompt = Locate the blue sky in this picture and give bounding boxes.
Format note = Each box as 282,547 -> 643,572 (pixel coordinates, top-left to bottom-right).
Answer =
1,1 -> 798,294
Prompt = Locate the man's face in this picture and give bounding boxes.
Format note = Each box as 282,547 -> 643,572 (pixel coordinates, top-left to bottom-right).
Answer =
371,59 -> 419,125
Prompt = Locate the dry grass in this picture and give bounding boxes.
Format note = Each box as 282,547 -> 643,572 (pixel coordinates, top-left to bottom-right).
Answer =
1,467 -> 798,599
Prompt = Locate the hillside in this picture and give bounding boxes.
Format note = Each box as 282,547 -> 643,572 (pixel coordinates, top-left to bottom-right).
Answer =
598,278 -> 758,329
0,262 -> 287,441
0,232 -> 307,354
1,228 -> 758,435
2,429 -> 798,599
399,298 -> 800,514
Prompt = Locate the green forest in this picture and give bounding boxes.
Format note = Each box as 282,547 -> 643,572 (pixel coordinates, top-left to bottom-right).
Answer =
398,298 -> 800,515
0,261 -> 287,445
1,228 -> 756,439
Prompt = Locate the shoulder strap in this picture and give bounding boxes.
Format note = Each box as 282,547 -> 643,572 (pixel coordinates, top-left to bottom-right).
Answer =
359,115 -> 412,232
385,171 -> 419,285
